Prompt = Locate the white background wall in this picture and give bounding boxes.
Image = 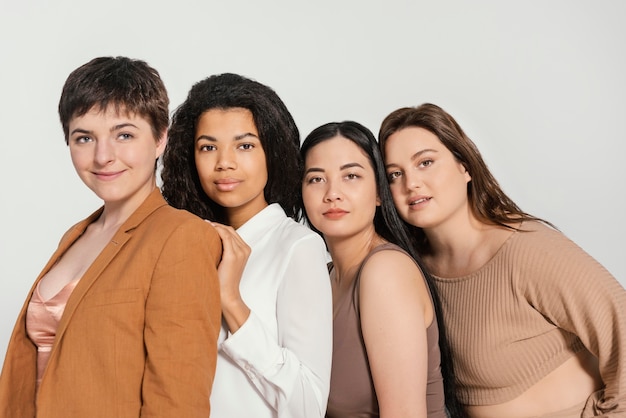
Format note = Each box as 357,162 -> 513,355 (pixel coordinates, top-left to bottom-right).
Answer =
0,1 -> 624,365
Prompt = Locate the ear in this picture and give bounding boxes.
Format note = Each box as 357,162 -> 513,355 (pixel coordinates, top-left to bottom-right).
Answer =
155,129 -> 168,159
459,162 -> 471,183
376,195 -> 382,206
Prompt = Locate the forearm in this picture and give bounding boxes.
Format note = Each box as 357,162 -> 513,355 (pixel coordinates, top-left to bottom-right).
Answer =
221,312 -> 330,417
221,287 -> 251,334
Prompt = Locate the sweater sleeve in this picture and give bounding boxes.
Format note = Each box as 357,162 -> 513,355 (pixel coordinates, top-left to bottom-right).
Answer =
220,233 -> 333,417
522,224 -> 626,417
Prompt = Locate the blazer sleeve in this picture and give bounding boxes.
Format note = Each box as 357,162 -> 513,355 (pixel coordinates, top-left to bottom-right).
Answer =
140,218 -> 222,417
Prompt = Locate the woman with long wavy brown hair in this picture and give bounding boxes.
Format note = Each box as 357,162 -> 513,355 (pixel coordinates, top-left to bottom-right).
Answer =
379,103 -> 625,418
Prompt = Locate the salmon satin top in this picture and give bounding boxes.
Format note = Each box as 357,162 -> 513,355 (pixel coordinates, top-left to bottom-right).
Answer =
26,279 -> 79,389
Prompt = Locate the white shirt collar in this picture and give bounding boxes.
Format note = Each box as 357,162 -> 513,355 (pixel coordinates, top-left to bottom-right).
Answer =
236,203 -> 287,246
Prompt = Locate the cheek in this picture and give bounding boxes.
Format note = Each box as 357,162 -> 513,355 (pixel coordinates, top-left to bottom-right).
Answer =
302,190 -> 323,228
257,163 -> 269,185
251,154 -> 268,182
131,148 -> 154,168
301,187 -> 313,209
69,148 -> 88,171
388,184 -> 404,207
194,154 -> 212,179
302,187 -> 321,214
445,171 -> 469,194
361,185 -> 380,219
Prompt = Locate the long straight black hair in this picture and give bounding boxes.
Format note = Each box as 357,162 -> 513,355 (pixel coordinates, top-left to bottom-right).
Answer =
300,121 -> 465,417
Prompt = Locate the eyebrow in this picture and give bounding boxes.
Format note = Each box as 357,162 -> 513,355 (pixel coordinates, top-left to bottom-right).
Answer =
69,123 -> 139,137
304,167 -> 324,175
70,128 -> 91,136
304,162 -> 365,175
112,123 -> 139,131
385,148 -> 438,168
196,132 -> 259,142
340,162 -> 365,170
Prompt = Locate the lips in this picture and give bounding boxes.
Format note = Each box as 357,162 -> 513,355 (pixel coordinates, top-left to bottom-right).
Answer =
408,196 -> 431,207
323,207 -> 348,219
94,170 -> 124,181
214,178 -> 241,192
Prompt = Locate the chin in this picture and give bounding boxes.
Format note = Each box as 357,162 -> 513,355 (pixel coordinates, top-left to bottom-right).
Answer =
404,215 -> 429,229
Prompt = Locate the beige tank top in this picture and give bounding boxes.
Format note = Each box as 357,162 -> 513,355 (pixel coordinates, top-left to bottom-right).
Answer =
326,243 -> 446,418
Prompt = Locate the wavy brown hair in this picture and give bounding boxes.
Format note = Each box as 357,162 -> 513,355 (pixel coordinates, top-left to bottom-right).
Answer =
379,103 -> 549,254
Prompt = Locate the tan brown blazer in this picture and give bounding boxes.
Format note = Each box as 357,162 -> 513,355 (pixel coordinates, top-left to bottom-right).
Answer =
0,188 -> 222,418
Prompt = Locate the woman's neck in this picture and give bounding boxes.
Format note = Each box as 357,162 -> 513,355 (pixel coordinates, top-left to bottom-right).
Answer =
423,212 -> 515,278
225,202 -> 269,229
325,227 -> 385,284
98,184 -> 156,233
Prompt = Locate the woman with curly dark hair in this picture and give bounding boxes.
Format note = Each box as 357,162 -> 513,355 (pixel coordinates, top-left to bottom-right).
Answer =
161,73 -> 332,418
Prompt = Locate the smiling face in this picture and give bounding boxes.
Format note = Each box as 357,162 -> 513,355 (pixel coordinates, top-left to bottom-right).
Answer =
68,105 -> 165,209
302,136 -> 379,241
194,107 -> 268,227
384,127 -> 471,231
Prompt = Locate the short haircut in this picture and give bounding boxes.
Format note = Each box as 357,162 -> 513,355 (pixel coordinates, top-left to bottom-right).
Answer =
58,56 -> 169,143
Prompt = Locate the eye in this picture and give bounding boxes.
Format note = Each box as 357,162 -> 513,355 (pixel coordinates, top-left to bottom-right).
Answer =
305,176 -> 324,184
345,173 -> 360,180
238,143 -> 255,151
387,170 -> 402,182
198,144 -> 216,152
74,136 -> 93,144
118,133 -> 133,141
419,159 -> 434,168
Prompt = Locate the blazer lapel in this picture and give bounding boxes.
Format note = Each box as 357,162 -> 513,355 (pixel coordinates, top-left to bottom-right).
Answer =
35,209 -> 103,287
53,188 -> 167,343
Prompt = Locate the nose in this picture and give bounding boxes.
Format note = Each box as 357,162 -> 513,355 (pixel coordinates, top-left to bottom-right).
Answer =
404,169 -> 422,191
94,139 -> 114,166
215,148 -> 236,171
323,180 -> 343,202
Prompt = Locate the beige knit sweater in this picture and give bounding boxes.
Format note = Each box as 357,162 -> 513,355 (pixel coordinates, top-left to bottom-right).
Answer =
432,221 -> 625,416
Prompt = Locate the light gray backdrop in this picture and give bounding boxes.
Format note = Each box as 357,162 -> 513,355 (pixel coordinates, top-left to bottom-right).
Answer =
1,1 -> 624,365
